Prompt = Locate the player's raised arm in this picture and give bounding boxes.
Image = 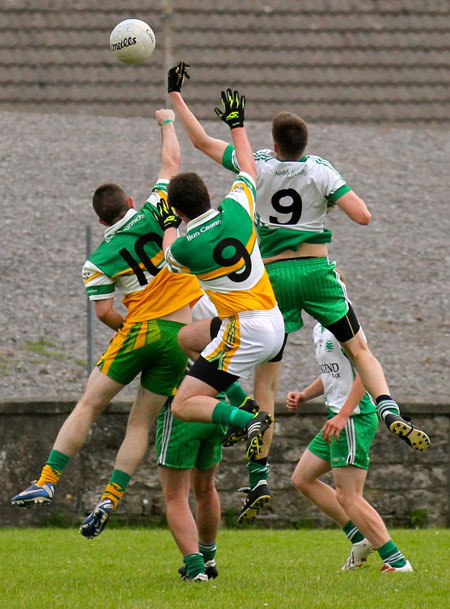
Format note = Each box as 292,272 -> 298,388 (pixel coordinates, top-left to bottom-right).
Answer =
155,108 -> 180,180
214,89 -> 256,181
168,62 -> 228,164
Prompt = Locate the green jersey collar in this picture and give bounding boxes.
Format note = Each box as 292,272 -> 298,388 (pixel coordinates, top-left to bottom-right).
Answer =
103,209 -> 138,239
186,208 -> 220,232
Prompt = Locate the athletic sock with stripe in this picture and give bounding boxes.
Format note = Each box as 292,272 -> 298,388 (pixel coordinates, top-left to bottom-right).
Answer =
377,539 -> 407,568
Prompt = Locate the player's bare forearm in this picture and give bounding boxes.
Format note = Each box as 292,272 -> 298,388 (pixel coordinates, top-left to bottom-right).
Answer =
336,191 -> 371,225
302,376 -> 325,401
155,109 -> 180,180
170,92 -> 228,163
162,227 -> 177,253
339,373 -> 366,419
322,373 -> 366,442
94,299 -> 125,331
231,127 -> 256,180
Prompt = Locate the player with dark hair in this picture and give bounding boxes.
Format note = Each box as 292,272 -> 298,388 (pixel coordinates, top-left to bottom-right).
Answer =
287,317 -> 412,572
11,110 -> 203,539
165,61 -> 430,523
152,88 -> 285,471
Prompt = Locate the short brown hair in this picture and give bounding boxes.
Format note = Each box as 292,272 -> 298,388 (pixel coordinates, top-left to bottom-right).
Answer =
272,112 -> 308,159
92,183 -> 129,225
168,172 -> 210,220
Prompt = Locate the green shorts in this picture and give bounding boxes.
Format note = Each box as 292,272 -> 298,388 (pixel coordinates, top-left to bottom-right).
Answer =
156,402 -> 226,470
97,319 -> 187,395
265,257 -> 350,333
308,412 -> 378,470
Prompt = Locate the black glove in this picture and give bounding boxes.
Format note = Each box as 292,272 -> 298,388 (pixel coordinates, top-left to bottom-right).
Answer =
168,61 -> 190,93
152,198 -> 181,230
214,88 -> 245,129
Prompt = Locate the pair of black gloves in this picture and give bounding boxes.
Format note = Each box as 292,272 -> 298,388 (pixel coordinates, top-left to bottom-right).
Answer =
153,61 -> 246,231
168,61 -> 245,129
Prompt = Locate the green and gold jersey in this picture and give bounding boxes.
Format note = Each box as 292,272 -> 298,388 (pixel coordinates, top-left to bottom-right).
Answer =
165,172 -> 277,318
222,145 -> 350,258
82,179 -> 203,322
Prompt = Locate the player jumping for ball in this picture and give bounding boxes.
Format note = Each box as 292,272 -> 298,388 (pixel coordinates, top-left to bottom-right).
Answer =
152,88 -> 285,466
165,61 -> 430,523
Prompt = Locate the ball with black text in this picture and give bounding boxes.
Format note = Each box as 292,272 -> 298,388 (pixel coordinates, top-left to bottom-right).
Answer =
110,19 -> 156,64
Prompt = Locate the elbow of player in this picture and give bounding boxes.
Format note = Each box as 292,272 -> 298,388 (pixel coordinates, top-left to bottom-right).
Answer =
358,211 -> 371,225
192,138 -> 207,152
95,311 -> 108,324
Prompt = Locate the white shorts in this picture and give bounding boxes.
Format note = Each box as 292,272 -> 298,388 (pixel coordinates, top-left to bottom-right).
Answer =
191,293 -> 218,322
201,306 -> 285,378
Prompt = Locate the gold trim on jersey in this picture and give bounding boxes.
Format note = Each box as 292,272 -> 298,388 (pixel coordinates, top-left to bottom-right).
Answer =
231,179 -> 254,217
83,271 -> 104,285
205,270 -> 276,318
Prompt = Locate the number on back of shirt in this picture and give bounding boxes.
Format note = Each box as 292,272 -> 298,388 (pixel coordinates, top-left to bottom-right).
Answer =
119,232 -> 163,286
213,237 -> 252,282
269,188 -> 302,225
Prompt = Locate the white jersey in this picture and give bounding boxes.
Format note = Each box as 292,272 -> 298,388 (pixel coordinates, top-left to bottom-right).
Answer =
312,323 -> 376,416
222,147 -> 350,258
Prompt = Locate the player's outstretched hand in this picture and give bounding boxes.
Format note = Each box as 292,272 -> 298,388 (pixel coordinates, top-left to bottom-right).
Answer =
152,198 -> 181,231
214,88 -> 245,129
168,61 -> 190,93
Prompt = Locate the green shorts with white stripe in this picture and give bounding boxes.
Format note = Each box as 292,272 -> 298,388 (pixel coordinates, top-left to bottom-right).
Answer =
265,257 -> 350,334
307,411 -> 378,470
156,400 -> 226,470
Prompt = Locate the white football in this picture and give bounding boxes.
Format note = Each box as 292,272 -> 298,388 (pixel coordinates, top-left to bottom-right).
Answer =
110,19 -> 156,65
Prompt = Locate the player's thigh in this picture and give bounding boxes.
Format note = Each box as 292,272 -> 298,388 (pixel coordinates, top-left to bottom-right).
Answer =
178,318 -> 214,355
157,464 -> 192,501
339,328 -> 371,360
140,319 -> 188,395
332,465 -> 367,497
126,385 -> 168,429
292,446 -> 331,487
79,366 -> 124,408
254,360 -> 282,414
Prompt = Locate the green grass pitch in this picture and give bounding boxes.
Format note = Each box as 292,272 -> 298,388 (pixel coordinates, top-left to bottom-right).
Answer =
0,528 -> 448,609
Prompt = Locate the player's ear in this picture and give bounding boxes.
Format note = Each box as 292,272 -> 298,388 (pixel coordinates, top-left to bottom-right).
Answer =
98,217 -> 108,227
128,196 -> 134,209
273,141 -> 279,154
174,207 -> 188,223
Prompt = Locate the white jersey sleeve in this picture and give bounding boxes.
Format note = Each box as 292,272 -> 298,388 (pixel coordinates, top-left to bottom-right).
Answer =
82,260 -> 115,301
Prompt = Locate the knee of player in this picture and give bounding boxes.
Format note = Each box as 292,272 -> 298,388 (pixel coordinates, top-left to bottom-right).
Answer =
291,471 -> 308,493
194,479 -> 216,501
170,396 -> 187,420
335,486 -> 355,510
